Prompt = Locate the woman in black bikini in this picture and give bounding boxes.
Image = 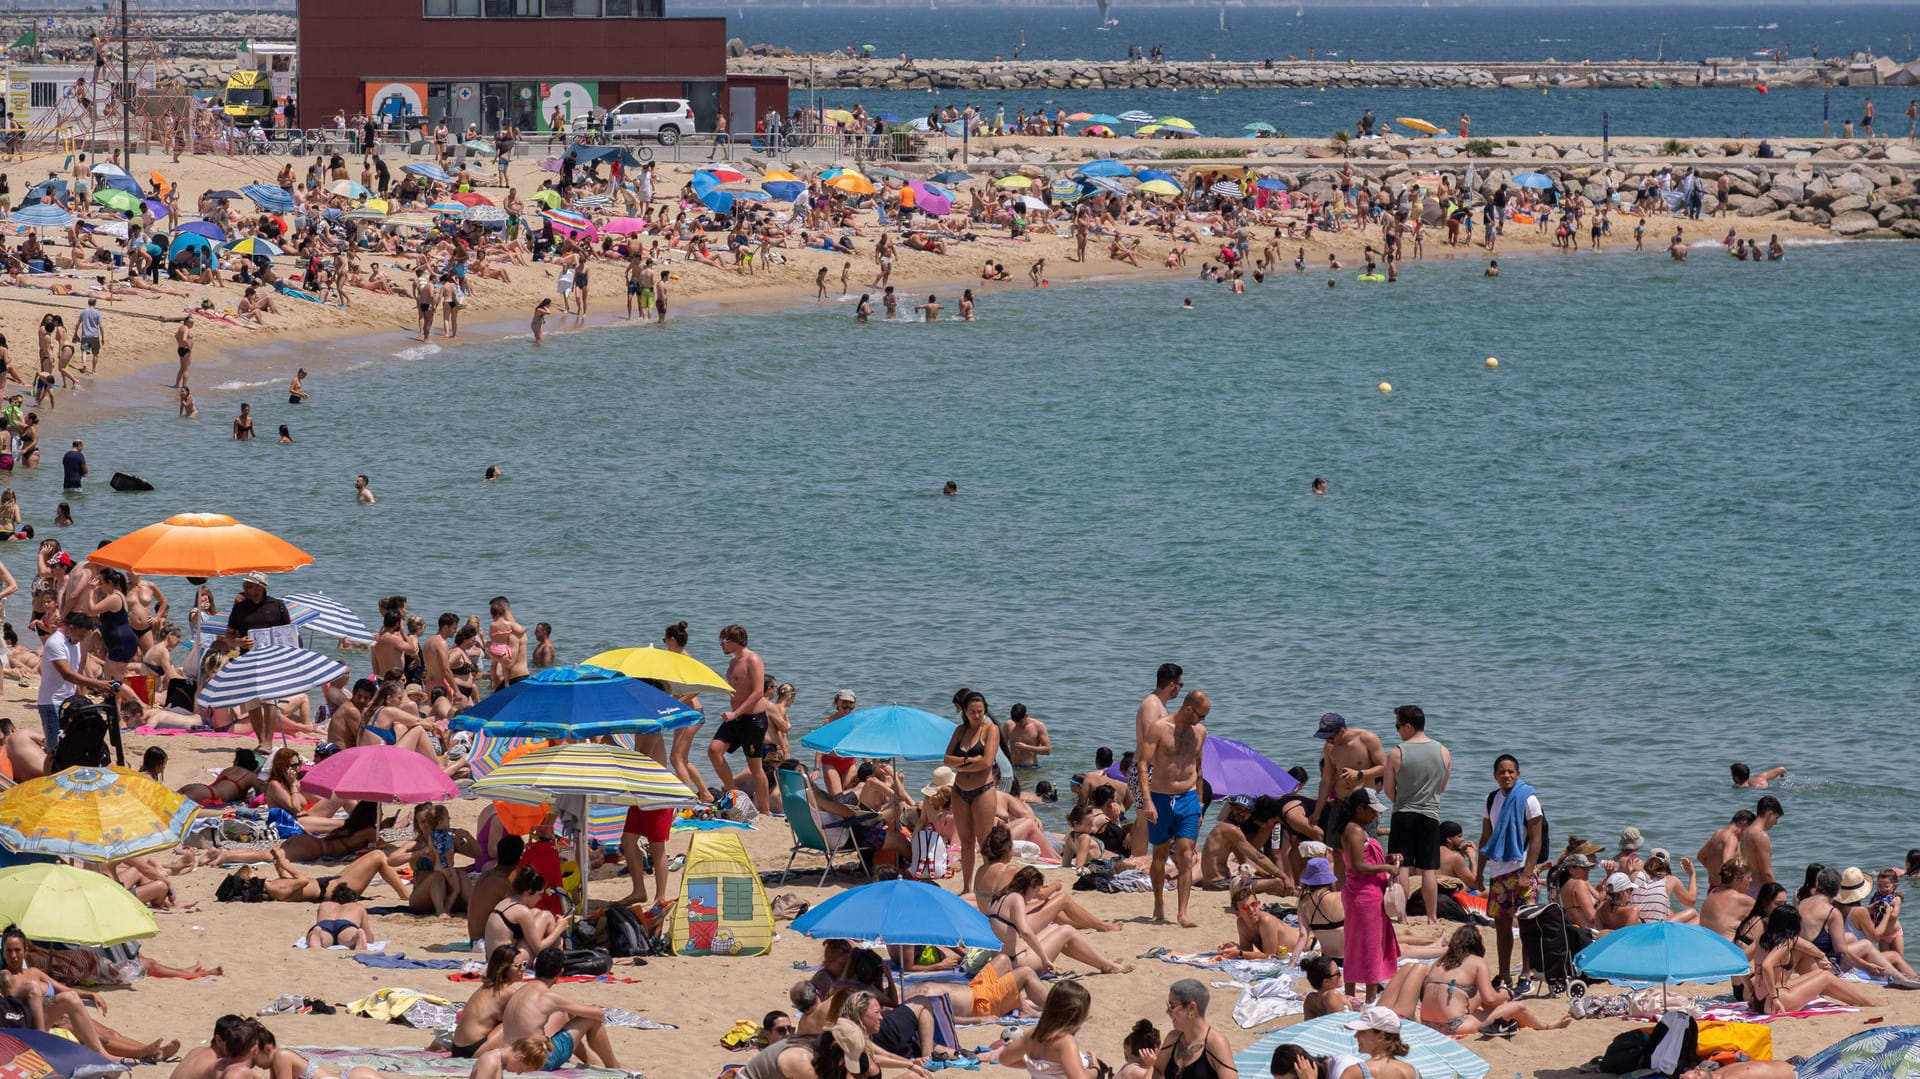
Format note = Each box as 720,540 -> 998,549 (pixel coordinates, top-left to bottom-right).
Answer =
1417,925 -> 1567,1036
1295,855 -> 1346,961
482,865 -> 567,965
448,947 -> 523,1059
942,690 -> 1001,895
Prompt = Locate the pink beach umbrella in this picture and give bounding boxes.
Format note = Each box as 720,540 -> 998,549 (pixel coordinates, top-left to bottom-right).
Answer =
906,181 -> 952,217
599,217 -> 649,235
302,745 -> 459,803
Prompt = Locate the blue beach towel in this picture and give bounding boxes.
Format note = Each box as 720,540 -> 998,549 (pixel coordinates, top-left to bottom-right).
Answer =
1481,779 -> 1536,865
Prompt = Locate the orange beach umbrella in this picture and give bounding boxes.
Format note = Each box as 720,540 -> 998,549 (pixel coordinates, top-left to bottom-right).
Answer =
88,512 -> 314,577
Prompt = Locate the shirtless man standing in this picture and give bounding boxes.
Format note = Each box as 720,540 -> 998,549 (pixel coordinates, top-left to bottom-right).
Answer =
1314,712 -> 1385,878
708,623 -> 769,813
1128,663 -> 1183,857
1738,797 -> 1783,889
370,609 -> 418,680
1697,809 -> 1756,883
501,947 -> 620,1070
1141,690 -> 1209,927
422,612 -> 464,705
1078,748 -> 1130,811
1001,704 -> 1051,769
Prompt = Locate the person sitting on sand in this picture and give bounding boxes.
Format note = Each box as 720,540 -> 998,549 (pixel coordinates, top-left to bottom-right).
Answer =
1219,876 -> 1302,961
900,952 -> 1054,1021
483,866 -> 568,966
177,748 -> 263,805
1419,926 -> 1570,1035
1744,906 -> 1881,1014
973,824 -> 1118,933
467,835 -> 526,943
1108,237 -> 1142,266
501,947 -> 622,1070
982,866 -> 1134,977
451,947 -> 525,1059
2,927 -> 176,1063
1731,762 -> 1786,789
1198,794 -> 1289,893
394,801 -> 476,918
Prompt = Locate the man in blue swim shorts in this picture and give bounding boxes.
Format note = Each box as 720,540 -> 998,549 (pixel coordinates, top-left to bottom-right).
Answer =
502,946 -> 622,1070
1140,689 -> 1211,927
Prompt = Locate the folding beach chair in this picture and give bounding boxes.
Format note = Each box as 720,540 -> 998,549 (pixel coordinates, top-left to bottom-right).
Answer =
774,766 -> 873,886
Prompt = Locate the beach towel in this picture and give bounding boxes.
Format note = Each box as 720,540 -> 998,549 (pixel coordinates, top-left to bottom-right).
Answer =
292,1046 -> 636,1079
294,937 -> 388,951
1481,779 -> 1536,864
346,988 -> 454,1022
1230,975 -> 1307,1029
1694,998 -> 1856,1024
1148,949 -> 1297,983
352,953 -> 463,970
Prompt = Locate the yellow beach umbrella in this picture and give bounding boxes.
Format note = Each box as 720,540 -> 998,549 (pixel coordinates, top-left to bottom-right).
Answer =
1155,116 -> 1196,129
825,174 -> 876,196
583,647 -> 731,695
762,169 -> 801,183
994,176 -> 1032,189
1133,124 -> 1164,137
0,767 -> 200,862
1395,116 -> 1441,135
0,863 -> 159,945
361,198 -> 391,215
88,512 -> 313,577
823,109 -> 856,125
528,189 -> 563,209
1137,179 -> 1182,197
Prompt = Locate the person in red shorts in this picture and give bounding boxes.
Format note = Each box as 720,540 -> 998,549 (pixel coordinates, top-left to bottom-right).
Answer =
620,805 -> 674,906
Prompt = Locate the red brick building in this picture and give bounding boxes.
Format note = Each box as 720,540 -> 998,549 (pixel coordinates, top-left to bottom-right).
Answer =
298,0 -> 786,136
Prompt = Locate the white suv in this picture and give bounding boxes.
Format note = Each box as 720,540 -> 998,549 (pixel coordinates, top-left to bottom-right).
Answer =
577,98 -> 697,145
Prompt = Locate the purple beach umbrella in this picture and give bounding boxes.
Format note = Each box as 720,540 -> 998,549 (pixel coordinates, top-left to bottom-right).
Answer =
1200,736 -> 1301,798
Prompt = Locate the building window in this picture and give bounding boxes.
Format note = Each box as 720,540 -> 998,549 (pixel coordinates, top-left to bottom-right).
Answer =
605,0 -> 635,12
424,0 -> 451,13
30,82 -> 57,108
455,0 -> 481,13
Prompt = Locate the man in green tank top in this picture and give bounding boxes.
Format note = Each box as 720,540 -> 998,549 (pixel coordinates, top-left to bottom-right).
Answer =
1384,704 -> 1451,926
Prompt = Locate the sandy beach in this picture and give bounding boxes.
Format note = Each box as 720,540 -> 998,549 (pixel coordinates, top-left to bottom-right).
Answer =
0,712 -> 1908,1079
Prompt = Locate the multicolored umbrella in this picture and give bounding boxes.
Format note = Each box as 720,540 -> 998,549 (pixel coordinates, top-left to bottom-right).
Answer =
450,664 -> 701,739
469,742 -> 695,810
1796,1027 -> 1920,1079
540,207 -> 595,238
198,648 -> 347,711
428,201 -> 468,214
225,236 -> 283,257
0,863 -> 159,945
0,768 -> 200,862
698,166 -> 748,184
0,1028 -> 123,1079
1081,124 -> 1117,137
582,647 -> 730,694
89,513 -> 313,577
302,745 -> 458,803
1235,1015 -> 1490,1079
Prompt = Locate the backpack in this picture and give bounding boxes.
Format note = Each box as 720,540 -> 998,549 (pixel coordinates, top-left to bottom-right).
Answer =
51,696 -> 124,772
599,904 -> 650,958
0,993 -> 29,1029
1484,789 -> 1550,864
908,828 -> 949,881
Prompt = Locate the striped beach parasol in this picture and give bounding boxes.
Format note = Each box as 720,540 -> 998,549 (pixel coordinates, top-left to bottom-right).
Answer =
240,184 -> 295,213
428,201 -> 467,214
198,647 -> 347,710
401,162 -> 453,184
470,743 -> 695,809
1235,1015 -> 1491,1079
540,207 -> 595,238
281,592 -> 374,644
0,768 -> 201,862
1209,180 -> 1244,198
225,236 -> 283,257
10,205 -> 76,229
461,204 -> 509,227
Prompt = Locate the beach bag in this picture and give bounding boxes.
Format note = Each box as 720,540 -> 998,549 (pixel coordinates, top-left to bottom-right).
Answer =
0,994 -> 27,1029
560,948 -> 611,976
1599,1029 -> 1649,1075
909,828 -> 949,881
598,904 -> 649,958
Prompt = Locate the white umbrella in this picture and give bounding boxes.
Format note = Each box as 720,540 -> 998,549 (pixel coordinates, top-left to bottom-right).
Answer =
283,591 -> 375,645
1016,194 -> 1049,212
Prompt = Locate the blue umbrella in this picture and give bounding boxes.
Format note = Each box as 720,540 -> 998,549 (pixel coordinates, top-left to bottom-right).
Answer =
2,1027 -> 127,1077
1134,168 -> 1177,185
798,705 -> 954,762
876,113 -> 902,123
930,171 -> 972,185
450,664 -> 700,739
1082,176 -> 1128,196
11,204 -> 75,229
240,183 -> 295,212
1510,171 -> 1556,189
402,162 -> 454,184
792,879 -> 999,947
1256,177 -> 1289,191
165,232 -> 213,260
1574,921 -> 1749,986
175,220 -> 226,242
1085,113 -> 1124,125
761,180 -> 806,202
26,179 -> 67,201
199,647 -> 348,710
1795,1026 -> 1920,1079
1074,158 -> 1133,178
98,172 -> 143,197
1235,1015 -> 1490,1079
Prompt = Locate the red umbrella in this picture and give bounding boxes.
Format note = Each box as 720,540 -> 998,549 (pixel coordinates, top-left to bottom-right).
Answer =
452,192 -> 494,206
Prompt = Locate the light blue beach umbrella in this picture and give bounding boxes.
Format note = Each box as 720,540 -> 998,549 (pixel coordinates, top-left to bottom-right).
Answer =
11,204 -> 75,229
798,705 -> 954,762
1256,177 -> 1289,191
1244,121 -> 1278,133
1084,113 -> 1124,125
929,171 -> 972,185
1074,158 -> 1133,178
792,880 -> 999,948
1235,1015 -> 1491,1079
199,647 -> 348,710
240,183 -> 295,213
1575,921 -> 1749,987
165,231 -> 213,260
1510,171 -> 1556,189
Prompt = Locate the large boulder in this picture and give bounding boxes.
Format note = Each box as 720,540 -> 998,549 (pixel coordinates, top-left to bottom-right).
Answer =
1876,202 -> 1906,225
1893,218 -> 1920,237
1735,194 -> 1780,216
1789,205 -> 1831,225
1830,210 -> 1881,234
1766,174 -> 1807,202
1827,193 -> 1870,215
1831,171 -> 1874,195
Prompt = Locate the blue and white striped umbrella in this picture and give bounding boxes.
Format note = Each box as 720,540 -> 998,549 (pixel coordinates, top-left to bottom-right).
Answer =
283,591 -> 375,645
199,647 -> 347,710
1235,1015 -> 1490,1079
572,194 -> 612,208
240,184 -> 296,213
11,204 -> 76,229
402,162 -> 453,184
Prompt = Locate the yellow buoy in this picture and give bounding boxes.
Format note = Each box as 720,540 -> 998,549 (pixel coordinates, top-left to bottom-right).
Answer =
1485,357 -> 1499,368
1378,381 -> 1393,393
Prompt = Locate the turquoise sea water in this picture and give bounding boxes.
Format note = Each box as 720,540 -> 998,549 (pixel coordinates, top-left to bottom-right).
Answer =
10,241 -> 1918,895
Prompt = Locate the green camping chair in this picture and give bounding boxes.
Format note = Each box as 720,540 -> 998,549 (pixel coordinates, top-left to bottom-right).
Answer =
774,766 -> 874,886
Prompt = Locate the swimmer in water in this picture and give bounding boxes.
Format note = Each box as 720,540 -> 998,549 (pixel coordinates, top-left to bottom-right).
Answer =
914,294 -> 942,322
354,474 -> 375,504
943,481 -> 958,496
856,293 -> 871,322
531,298 -> 551,345
1731,763 -> 1786,789
1485,260 -> 1500,277
485,465 -> 502,481
1312,477 -> 1327,496
1182,298 -> 1193,310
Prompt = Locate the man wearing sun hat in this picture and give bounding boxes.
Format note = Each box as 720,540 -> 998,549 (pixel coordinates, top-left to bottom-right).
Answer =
227,570 -> 293,651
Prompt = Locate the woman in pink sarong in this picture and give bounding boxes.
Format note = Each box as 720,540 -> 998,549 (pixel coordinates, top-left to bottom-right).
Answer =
1340,788 -> 1403,1002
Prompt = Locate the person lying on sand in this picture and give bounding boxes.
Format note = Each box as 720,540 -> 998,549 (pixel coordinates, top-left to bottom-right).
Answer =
200,800 -> 382,866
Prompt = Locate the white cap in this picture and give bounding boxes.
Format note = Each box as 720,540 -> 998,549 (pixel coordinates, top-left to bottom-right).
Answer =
1605,872 -> 1634,893
1344,1005 -> 1401,1034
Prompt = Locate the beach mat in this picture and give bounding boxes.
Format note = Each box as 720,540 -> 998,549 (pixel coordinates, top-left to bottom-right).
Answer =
1695,998 -> 1857,1024
130,725 -> 320,742
294,1046 -> 637,1079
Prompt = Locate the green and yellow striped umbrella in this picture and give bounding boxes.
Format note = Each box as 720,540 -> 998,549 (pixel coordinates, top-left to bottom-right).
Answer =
468,743 -> 696,809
